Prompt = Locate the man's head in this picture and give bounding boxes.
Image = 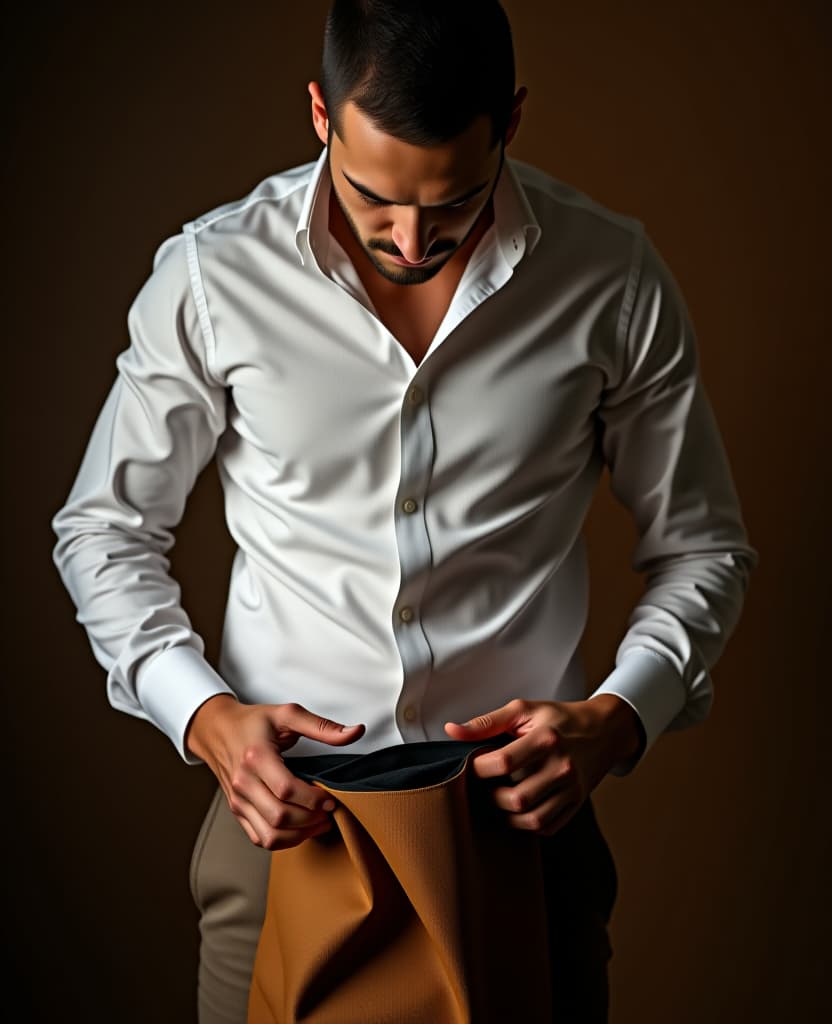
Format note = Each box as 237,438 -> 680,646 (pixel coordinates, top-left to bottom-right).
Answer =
309,0 -> 526,285
319,0 -> 517,148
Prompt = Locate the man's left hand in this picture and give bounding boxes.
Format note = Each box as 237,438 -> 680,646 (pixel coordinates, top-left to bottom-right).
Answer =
443,695 -> 644,836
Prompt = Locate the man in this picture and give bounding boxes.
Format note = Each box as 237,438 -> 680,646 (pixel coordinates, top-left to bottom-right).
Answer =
51,1 -> 758,1022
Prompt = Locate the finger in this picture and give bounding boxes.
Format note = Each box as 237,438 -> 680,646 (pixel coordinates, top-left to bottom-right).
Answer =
273,703 -> 366,747
503,791 -> 580,836
444,712 -> 507,737
466,726 -> 559,781
443,699 -> 532,741
230,792 -> 334,850
242,750 -> 337,814
232,775 -> 333,831
491,760 -> 570,816
489,737 -> 571,810
246,817 -> 333,851
236,813 -> 261,846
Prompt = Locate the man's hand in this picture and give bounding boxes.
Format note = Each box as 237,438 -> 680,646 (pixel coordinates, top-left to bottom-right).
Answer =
444,695 -> 644,836
185,694 -> 365,850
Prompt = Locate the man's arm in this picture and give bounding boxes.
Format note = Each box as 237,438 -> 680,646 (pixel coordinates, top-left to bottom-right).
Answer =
51,231 -> 236,762
51,230 -> 366,848
588,228 -> 759,775
446,228 -> 757,832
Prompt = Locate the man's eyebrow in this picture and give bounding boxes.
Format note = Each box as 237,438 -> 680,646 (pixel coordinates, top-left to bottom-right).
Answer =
342,170 -> 489,208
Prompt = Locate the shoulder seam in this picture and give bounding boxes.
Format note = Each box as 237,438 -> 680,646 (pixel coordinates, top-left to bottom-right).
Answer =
182,223 -> 222,386
188,173 -> 312,236
511,163 -> 644,234
616,226 -> 646,364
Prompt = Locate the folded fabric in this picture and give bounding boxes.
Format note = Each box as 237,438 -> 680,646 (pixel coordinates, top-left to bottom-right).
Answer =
247,738 -> 553,1024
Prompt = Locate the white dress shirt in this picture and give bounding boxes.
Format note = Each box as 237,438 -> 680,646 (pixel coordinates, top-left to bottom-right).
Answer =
51,148 -> 758,775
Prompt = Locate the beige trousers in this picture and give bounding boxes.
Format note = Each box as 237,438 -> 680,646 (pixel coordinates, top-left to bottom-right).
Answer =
190,787 -> 272,1024
190,783 -> 617,1024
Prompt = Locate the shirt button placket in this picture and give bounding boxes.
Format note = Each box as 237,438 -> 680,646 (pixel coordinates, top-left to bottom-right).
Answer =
392,378 -> 435,739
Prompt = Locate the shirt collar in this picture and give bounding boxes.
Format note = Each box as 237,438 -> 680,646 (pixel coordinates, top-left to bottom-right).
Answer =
492,156 -> 542,267
294,148 -> 330,267
294,146 -> 541,271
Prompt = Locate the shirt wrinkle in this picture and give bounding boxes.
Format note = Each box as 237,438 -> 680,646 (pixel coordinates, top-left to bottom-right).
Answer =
51,147 -> 759,775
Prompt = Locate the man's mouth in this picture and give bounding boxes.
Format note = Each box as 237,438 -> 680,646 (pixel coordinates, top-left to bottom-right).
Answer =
387,252 -> 435,266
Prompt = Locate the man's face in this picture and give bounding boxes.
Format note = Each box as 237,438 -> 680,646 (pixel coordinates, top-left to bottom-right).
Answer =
326,101 -> 504,286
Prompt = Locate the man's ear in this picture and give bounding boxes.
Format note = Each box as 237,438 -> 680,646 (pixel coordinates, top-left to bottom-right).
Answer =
504,86 -> 528,147
308,81 -> 330,146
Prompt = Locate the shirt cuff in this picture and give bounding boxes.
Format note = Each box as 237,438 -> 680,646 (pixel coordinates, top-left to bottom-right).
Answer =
136,645 -> 236,765
588,648 -> 687,777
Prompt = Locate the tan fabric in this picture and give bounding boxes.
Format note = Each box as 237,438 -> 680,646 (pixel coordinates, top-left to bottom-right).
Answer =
247,744 -> 553,1024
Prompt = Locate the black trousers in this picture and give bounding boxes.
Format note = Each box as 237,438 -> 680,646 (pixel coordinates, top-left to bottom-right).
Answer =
539,797 -> 618,1023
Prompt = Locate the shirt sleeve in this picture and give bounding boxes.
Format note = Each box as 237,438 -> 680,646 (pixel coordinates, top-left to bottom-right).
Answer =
589,229 -> 759,776
51,230 -> 236,764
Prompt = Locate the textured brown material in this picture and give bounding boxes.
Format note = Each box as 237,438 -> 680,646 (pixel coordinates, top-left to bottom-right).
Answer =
247,741 -> 553,1024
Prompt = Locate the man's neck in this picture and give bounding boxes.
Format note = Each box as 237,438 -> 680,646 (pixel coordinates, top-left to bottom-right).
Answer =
326,189 -> 497,366
327,191 -> 495,304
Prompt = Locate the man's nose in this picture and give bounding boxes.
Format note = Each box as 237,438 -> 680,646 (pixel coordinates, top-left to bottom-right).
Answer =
391,208 -> 435,263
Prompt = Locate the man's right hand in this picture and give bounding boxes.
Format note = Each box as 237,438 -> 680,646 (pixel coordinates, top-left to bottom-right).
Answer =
185,694 -> 365,850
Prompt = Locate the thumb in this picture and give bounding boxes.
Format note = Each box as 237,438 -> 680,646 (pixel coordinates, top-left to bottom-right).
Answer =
444,702 -> 521,740
318,719 -> 366,747
273,703 -> 366,747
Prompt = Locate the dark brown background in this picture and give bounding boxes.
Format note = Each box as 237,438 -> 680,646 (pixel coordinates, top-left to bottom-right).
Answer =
3,2 -> 828,1021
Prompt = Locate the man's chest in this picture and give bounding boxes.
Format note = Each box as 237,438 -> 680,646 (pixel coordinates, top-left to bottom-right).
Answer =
368,291 -> 452,367
210,261 -> 609,512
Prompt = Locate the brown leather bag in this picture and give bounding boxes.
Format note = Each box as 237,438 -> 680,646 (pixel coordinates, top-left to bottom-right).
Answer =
247,739 -> 554,1024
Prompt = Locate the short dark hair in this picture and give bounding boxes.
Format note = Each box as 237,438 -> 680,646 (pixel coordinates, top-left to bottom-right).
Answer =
319,0 -> 516,148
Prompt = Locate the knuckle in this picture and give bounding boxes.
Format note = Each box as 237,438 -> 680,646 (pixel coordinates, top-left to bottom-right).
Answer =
271,780 -> 293,803
558,756 -> 574,779
267,807 -> 287,829
282,702 -> 302,716
525,812 -> 544,832
228,796 -> 244,816
317,717 -> 335,734
493,754 -> 513,776
537,728 -> 558,751
242,745 -> 259,766
510,790 -> 528,813
262,828 -> 281,850
508,698 -> 527,714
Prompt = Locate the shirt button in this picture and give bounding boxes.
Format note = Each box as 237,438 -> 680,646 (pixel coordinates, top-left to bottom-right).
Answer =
401,498 -> 418,514
398,606 -> 414,623
403,705 -> 417,723
408,386 -> 424,406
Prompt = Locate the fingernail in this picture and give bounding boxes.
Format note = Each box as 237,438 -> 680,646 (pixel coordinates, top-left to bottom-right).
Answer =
322,799 -> 336,812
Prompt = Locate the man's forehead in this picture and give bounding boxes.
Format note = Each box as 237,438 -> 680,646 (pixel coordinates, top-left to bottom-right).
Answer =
332,102 -> 500,204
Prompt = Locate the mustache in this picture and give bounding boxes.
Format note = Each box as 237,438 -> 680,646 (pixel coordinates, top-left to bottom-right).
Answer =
368,239 -> 456,259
